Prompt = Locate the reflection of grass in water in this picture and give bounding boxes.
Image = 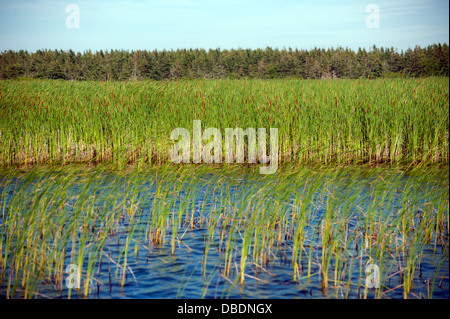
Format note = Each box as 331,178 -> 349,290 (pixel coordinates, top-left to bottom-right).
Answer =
0,163 -> 448,299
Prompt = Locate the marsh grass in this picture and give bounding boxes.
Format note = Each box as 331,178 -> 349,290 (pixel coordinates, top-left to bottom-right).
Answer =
0,78 -> 448,167
0,163 -> 447,299
1,78 -> 447,302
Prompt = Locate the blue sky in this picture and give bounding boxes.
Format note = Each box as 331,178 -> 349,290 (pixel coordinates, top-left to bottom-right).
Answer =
0,0 -> 448,53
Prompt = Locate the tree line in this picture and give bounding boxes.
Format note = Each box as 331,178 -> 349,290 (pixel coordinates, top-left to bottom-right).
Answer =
1,44 -> 448,81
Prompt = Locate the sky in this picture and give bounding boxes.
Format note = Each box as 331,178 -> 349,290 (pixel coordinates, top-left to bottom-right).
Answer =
0,0 -> 448,53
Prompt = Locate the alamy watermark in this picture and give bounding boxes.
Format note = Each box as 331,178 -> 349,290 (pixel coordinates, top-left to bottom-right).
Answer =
65,264 -> 80,289
170,120 -> 278,174
66,4 -> 80,29
366,4 -> 380,29
365,263 -> 380,288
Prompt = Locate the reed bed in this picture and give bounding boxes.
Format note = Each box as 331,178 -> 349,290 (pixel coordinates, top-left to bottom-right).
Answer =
0,163 -> 447,299
0,77 -> 448,298
0,77 -> 448,167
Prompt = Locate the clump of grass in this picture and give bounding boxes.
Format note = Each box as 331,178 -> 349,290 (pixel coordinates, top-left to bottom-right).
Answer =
0,165 -> 146,298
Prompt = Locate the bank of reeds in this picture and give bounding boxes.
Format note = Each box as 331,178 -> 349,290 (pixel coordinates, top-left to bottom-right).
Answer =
0,77 -> 448,167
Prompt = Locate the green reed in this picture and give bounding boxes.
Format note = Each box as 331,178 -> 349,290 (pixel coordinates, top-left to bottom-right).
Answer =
0,163 -> 448,298
1,78 -> 448,167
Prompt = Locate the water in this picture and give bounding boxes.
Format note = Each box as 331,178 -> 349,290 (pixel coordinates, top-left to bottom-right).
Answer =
0,166 -> 448,299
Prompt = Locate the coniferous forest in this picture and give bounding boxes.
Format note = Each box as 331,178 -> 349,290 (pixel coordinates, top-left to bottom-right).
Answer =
1,43 -> 448,81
